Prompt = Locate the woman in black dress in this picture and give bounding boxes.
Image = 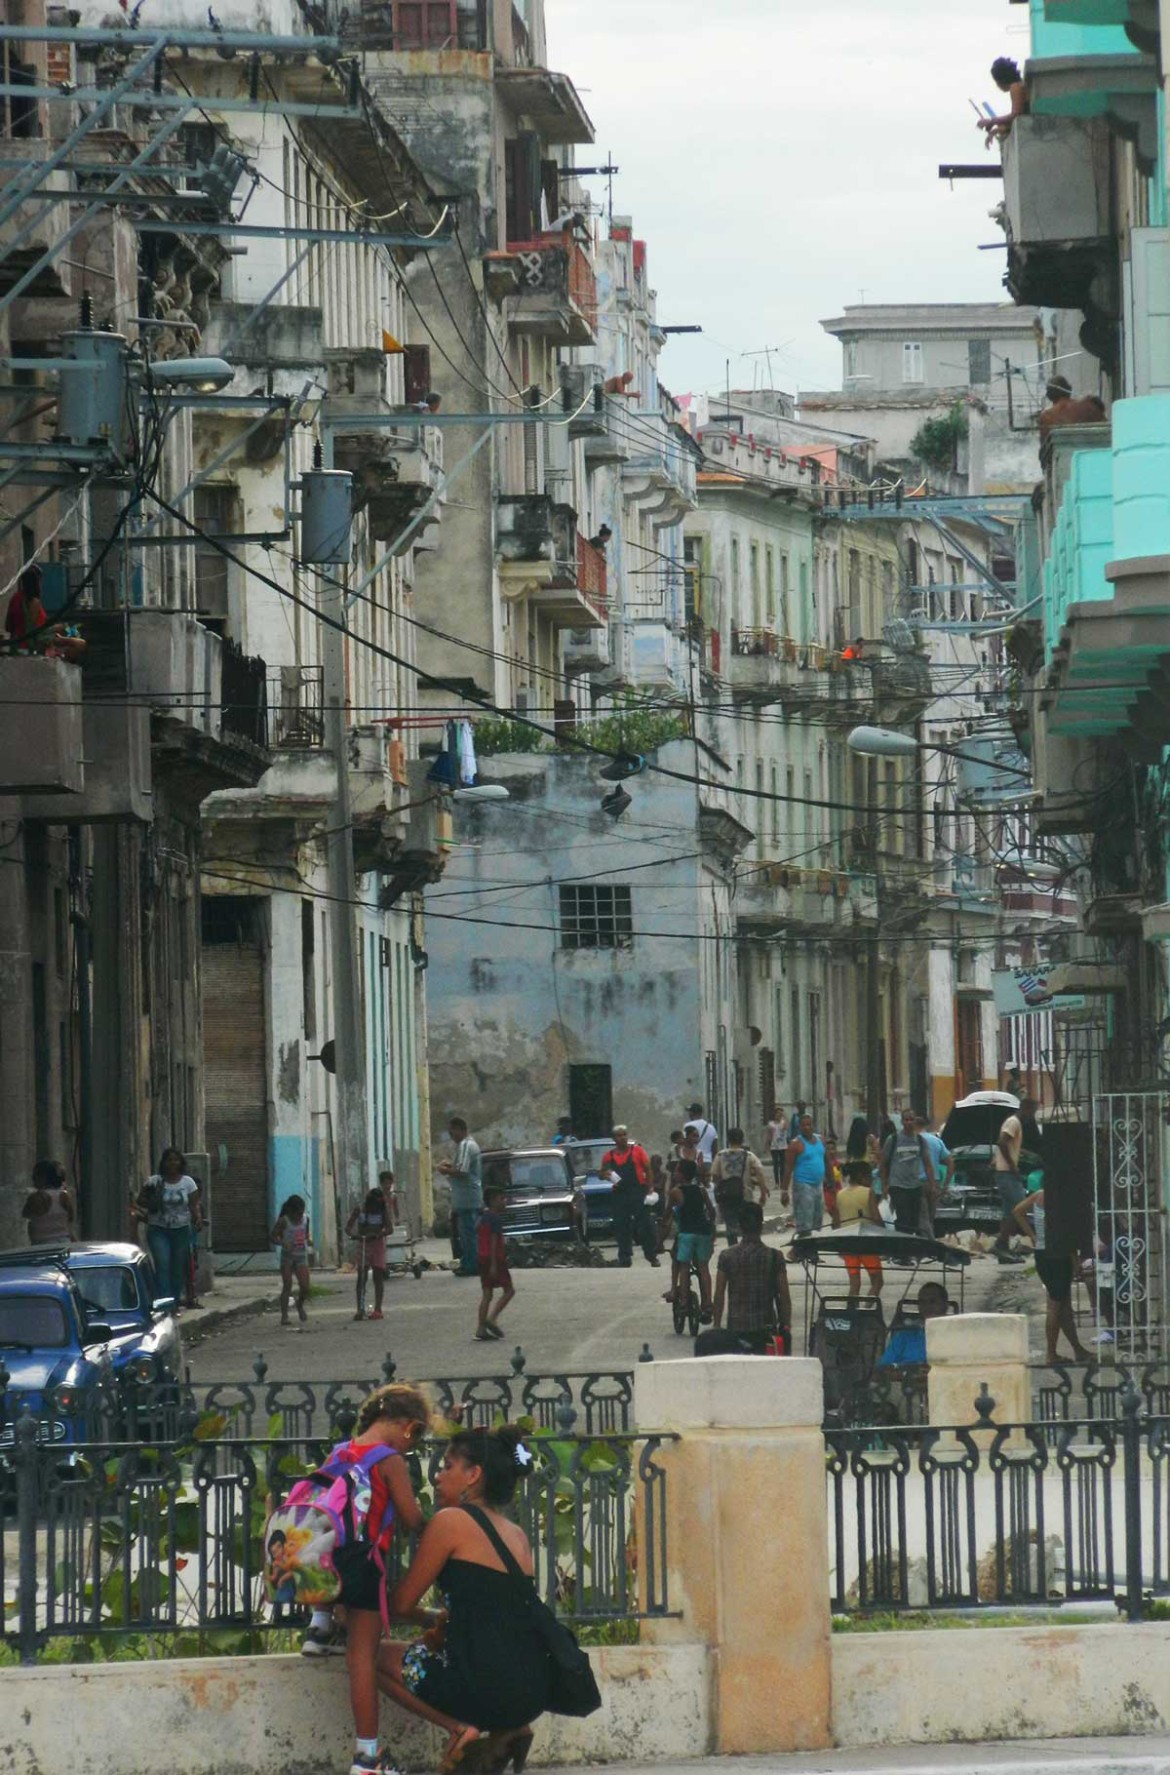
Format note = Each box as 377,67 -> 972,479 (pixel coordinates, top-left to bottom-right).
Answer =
378,1424 -> 548,1774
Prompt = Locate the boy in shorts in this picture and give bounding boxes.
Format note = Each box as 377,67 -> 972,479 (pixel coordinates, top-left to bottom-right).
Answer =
475,1183 -> 515,1342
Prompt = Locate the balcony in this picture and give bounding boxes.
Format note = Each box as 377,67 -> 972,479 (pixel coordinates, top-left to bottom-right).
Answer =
497,498 -> 607,629
1027,0 -> 1158,171
364,425 -> 444,541
622,413 -> 700,526
1001,116 -> 1112,310
336,0 -> 490,51
0,143 -> 72,298
581,397 -> 634,466
0,657 -> 83,795
379,758 -> 452,905
22,611 -> 266,823
1037,396 -> 1170,759
563,625 -> 611,676
735,860 -> 869,932
266,664 -> 325,749
494,68 -> 594,144
495,235 -> 597,346
869,646 -> 933,709
726,629 -> 831,707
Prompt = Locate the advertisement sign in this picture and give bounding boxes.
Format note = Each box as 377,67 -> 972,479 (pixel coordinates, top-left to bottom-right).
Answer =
992,967 -> 1084,1016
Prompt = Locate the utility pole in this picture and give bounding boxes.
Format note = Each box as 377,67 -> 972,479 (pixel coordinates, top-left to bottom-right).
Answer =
303,460 -> 368,1253
321,567 -> 368,1240
864,754 -> 882,1127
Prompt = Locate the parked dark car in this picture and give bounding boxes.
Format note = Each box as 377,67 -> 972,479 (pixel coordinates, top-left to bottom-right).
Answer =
480,1148 -> 588,1244
0,1243 -> 181,1447
935,1091 -> 1020,1234
565,1138 -> 617,1238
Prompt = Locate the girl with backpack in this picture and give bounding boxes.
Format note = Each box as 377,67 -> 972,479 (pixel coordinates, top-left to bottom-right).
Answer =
271,1194 -> 312,1327
271,1382 -> 430,1773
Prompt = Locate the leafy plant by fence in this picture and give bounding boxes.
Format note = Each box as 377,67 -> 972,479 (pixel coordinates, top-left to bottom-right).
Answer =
0,1408 -> 674,1664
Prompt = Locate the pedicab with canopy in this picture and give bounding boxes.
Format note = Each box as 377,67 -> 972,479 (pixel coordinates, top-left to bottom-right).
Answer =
789,1225 -> 971,1425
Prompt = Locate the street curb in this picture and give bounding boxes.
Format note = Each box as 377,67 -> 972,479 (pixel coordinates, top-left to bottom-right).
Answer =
182,1291 -> 274,1343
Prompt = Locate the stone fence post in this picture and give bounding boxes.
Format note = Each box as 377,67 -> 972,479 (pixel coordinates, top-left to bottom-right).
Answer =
634,1355 -> 831,1755
926,1311 -> 1030,1432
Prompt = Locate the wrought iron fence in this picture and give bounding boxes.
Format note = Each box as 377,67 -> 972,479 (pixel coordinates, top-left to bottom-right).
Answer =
0,1413 -> 676,1664
0,1351 -> 639,1450
827,1386 -> 1169,1619
1029,1361 -> 1170,1429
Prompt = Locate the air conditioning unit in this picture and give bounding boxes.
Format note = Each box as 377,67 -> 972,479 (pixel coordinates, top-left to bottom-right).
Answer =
560,363 -> 605,438
564,626 -> 611,675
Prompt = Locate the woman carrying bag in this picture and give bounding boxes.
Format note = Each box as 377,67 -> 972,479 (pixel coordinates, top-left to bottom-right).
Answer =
378,1423 -> 598,1773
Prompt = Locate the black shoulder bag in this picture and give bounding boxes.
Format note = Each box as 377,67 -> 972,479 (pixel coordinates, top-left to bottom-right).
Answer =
464,1505 -> 601,1718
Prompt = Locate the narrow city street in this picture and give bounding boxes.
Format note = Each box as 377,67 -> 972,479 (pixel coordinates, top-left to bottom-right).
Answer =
186,1237 -> 1023,1384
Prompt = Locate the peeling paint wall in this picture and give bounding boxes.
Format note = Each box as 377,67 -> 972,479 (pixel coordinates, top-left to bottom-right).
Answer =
426,743 -> 737,1149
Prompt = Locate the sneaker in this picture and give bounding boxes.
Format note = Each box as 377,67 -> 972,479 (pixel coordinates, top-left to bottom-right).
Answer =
484,1322 -> 504,1339
474,1328 -> 492,1341
349,1752 -> 402,1775
993,1249 -> 1024,1265
302,1622 -> 347,1657
353,1311 -> 366,1322
369,1309 -> 384,1321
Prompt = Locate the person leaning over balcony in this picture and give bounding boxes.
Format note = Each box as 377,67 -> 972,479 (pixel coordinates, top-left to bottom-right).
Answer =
588,523 -> 612,552
1037,377 -> 1107,441
976,56 -> 1028,148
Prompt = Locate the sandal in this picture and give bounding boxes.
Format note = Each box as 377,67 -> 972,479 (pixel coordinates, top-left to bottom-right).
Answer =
439,1726 -> 482,1775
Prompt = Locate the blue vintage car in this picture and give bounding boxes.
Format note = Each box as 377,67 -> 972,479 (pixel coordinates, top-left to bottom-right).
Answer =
0,1243 -> 182,1446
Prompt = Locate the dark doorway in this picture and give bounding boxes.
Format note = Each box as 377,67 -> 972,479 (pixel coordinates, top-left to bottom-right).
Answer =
568,1063 -> 612,1138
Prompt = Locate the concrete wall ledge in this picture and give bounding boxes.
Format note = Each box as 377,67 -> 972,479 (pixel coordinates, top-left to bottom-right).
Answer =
833,1621 -> 1170,1747
0,1643 -> 711,1775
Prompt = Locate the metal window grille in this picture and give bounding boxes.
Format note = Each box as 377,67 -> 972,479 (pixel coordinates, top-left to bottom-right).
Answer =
559,884 -> 633,951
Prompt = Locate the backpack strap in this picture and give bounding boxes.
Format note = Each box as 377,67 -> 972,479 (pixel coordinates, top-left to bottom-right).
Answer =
462,1503 -> 527,1582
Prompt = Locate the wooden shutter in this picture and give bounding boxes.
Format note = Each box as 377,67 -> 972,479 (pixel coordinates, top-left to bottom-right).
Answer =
391,0 -> 457,47
403,342 -> 431,405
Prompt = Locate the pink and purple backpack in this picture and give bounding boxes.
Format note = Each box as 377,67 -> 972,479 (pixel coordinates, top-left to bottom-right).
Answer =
263,1441 -> 397,1610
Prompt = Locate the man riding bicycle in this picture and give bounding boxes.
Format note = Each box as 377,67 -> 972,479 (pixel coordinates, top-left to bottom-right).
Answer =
663,1158 -> 715,1324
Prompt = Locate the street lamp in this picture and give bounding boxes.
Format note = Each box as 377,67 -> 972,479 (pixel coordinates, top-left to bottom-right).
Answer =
846,724 -> 1032,781
453,783 -> 509,802
146,356 -> 235,393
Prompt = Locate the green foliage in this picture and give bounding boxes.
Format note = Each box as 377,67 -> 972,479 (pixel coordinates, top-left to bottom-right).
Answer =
473,715 -> 548,756
571,701 -> 687,756
909,403 -> 969,473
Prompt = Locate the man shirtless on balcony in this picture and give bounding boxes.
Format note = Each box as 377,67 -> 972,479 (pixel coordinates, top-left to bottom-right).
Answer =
1038,377 -> 1107,441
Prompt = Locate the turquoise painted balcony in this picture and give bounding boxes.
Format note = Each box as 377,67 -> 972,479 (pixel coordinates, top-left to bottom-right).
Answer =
1028,0 -> 1158,168
1042,0 -> 1160,53
1038,397 -> 1170,754
1110,394 -> 1170,564
1034,0 -> 1134,54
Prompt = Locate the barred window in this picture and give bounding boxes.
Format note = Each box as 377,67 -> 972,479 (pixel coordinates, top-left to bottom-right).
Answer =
559,884 -> 633,951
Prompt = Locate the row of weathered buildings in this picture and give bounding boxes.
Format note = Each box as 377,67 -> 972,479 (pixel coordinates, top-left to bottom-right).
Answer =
0,0 -> 1058,1259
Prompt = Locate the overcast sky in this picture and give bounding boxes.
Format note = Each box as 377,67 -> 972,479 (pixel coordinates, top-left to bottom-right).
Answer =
546,0 -> 1029,399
